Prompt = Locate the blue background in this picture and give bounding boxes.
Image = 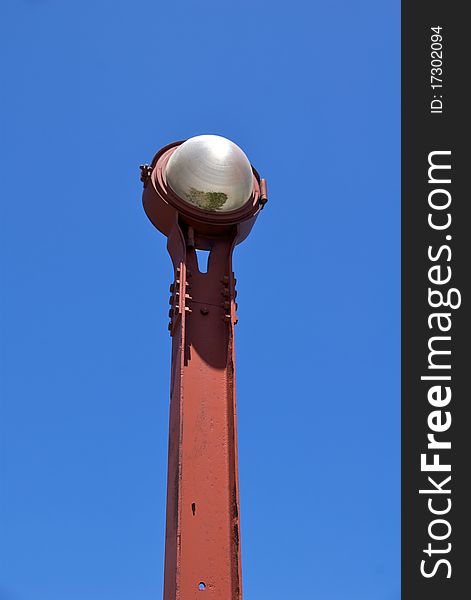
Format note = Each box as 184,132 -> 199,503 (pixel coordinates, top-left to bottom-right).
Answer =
0,1 -> 399,598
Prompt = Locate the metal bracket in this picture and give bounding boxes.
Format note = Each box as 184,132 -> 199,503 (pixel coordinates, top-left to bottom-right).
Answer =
139,164 -> 152,187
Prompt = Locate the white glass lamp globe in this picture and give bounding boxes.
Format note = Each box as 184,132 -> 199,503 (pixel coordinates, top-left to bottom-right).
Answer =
165,135 -> 254,212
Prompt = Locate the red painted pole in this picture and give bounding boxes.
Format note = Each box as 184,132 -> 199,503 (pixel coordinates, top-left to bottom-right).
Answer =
163,225 -> 241,599
141,138 -> 266,600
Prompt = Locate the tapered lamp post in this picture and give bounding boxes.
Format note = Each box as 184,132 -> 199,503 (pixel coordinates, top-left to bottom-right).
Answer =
141,135 -> 267,600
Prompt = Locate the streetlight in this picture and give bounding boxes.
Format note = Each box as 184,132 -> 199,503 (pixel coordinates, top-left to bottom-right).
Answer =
141,134 -> 267,600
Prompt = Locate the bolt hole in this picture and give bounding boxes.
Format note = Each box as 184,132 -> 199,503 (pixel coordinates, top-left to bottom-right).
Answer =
191,502 -> 196,516
198,582 -> 206,591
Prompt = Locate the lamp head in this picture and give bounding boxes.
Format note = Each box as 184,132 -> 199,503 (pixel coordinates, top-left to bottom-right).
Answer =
141,136 -> 267,245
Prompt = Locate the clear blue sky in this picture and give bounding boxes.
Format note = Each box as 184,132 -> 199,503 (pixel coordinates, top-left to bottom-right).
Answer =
0,1 -> 399,598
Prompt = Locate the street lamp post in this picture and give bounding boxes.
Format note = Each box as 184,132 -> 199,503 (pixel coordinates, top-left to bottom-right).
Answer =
141,135 -> 267,600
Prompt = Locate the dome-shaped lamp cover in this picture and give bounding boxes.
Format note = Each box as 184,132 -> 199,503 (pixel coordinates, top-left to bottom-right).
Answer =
165,135 -> 254,212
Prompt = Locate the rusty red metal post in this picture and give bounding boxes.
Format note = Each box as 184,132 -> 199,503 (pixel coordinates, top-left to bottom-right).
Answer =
141,139 -> 267,600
